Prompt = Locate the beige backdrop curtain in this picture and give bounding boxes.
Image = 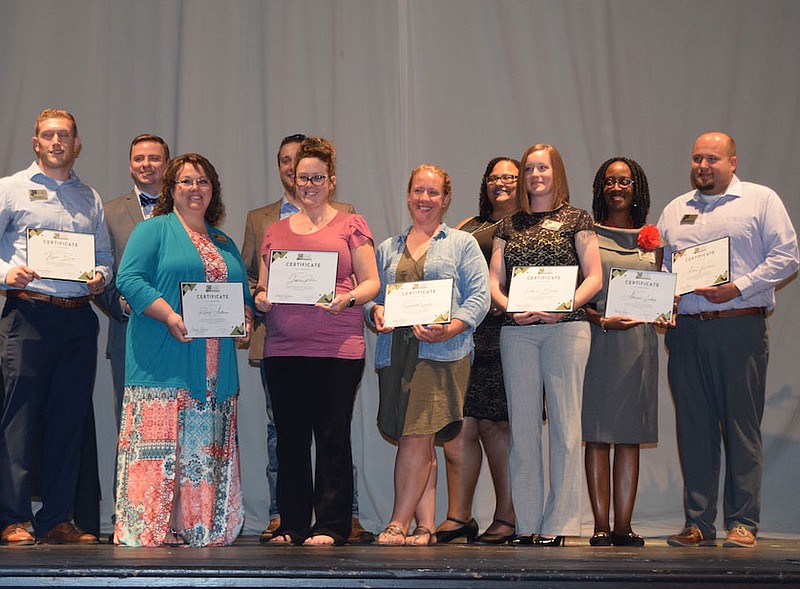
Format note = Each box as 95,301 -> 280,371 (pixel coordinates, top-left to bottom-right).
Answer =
1,0 -> 798,536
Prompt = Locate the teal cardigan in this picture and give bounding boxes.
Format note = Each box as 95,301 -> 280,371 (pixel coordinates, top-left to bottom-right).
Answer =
116,213 -> 254,403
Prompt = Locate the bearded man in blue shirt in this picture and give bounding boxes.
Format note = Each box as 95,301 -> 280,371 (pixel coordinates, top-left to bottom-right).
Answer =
658,132 -> 798,549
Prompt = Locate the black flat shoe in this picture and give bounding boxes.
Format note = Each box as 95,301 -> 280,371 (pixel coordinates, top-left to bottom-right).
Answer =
508,534 -> 535,545
611,531 -> 644,547
475,519 -> 516,545
435,517 -> 478,544
589,531 -> 612,546
532,535 -> 564,547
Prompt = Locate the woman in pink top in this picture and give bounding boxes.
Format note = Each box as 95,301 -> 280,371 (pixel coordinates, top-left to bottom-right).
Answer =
254,137 -> 380,545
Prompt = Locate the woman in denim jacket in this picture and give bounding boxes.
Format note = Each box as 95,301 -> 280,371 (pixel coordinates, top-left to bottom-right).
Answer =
365,164 -> 489,546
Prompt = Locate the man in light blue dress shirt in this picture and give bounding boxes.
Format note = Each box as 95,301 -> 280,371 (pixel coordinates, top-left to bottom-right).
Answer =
659,132 -> 798,549
0,109 -> 113,545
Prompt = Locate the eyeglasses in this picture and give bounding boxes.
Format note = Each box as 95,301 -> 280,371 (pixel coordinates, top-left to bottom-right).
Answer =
604,177 -> 634,188
296,174 -> 329,187
175,178 -> 211,189
487,174 -> 518,185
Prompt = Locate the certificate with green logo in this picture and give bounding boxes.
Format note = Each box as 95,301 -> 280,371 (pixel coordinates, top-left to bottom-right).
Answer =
26,228 -> 96,282
506,265 -> 578,313
180,282 -> 246,338
605,268 -> 677,323
383,278 -> 453,328
671,236 -> 730,295
267,250 -> 339,305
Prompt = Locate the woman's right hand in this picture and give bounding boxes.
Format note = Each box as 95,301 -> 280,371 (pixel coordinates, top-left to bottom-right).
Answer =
166,311 -> 191,343
372,304 -> 394,334
601,315 -> 641,331
254,290 -> 273,313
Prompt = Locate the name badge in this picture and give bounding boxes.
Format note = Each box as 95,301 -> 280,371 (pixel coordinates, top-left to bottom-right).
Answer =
28,189 -> 48,201
638,249 -> 656,263
680,214 -> 698,225
542,219 -> 563,231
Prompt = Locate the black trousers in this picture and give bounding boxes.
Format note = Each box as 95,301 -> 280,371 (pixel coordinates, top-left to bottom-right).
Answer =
0,298 -> 98,536
264,356 -> 364,543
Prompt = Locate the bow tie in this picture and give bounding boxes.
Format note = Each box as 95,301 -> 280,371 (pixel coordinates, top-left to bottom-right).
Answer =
139,193 -> 159,207
280,201 -> 300,217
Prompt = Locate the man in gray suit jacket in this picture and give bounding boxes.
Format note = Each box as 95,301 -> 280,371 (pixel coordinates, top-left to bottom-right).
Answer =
95,134 -> 170,423
241,133 -> 372,544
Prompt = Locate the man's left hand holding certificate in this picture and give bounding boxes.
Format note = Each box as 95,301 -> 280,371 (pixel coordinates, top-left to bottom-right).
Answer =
180,282 -> 247,338
26,228 -> 96,282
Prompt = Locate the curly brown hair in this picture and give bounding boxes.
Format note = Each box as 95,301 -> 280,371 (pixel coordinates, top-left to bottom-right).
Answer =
154,153 -> 225,227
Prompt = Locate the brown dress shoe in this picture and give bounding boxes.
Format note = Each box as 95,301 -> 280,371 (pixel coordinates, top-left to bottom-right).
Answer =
723,526 -> 756,548
40,522 -> 99,544
666,526 -> 716,547
348,516 -> 375,544
1,522 -> 35,546
259,516 -> 281,544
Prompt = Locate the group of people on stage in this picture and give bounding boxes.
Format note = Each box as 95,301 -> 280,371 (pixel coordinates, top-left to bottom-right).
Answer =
0,109 -> 797,551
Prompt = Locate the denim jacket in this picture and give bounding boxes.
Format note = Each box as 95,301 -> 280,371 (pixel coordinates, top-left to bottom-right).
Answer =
365,224 -> 490,369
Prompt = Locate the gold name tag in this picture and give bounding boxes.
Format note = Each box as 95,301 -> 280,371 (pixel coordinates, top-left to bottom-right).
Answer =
542,219 -> 563,231
28,189 -> 48,201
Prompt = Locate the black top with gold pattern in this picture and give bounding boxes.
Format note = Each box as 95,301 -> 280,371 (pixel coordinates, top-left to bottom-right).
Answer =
496,204 -> 594,324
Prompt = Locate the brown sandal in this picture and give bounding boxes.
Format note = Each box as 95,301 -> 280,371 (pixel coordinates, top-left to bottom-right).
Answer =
377,524 -> 406,545
406,526 -> 436,546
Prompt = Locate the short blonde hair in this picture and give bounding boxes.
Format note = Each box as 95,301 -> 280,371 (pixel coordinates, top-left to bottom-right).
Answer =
35,109 -> 77,136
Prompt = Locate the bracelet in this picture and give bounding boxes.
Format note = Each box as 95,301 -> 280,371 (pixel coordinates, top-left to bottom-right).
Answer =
254,286 -> 265,297
601,318 -> 608,333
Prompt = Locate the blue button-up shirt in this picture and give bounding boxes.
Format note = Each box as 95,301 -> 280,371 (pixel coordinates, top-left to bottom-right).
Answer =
365,223 -> 490,368
657,175 -> 798,313
0,161 -> 114,297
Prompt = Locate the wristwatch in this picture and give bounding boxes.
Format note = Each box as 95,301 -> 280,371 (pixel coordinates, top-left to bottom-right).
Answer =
347,294 -> 357,307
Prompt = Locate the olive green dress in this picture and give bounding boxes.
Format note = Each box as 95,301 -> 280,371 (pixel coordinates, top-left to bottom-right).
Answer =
377,248 -> 471,444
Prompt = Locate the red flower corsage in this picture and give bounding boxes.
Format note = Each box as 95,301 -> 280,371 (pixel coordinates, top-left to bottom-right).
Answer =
637,224 -> 661,252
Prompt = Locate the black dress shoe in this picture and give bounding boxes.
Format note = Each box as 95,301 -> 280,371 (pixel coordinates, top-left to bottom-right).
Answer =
589,531 -> 612,546
611,531 -> 644,547
435,517 -> 478,544
532,535 -> 564,547
508,534 -> 535,545
475,519 -> 516,545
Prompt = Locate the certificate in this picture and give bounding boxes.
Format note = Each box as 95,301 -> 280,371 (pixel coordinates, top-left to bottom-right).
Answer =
671,236 -> 730,295
383,278 -> 453,328
506,266 -> 579,313
26,228 -> 96,282
267,250 -> 339,305
604,268 -> 677,323
180,282 -> 246,338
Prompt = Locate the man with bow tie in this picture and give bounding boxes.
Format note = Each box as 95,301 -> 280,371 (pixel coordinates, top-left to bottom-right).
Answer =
241,133 -> 373,544
96,134 -> 171,425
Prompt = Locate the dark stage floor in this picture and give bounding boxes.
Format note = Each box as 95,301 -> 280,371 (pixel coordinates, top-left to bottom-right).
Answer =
1,535 -> 799,588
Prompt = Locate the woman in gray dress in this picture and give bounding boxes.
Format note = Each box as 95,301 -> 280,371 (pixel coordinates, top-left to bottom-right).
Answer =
582,157 -> 664,547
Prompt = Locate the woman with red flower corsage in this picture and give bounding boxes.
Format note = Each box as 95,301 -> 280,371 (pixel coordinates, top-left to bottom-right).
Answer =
582,157 -> 666,548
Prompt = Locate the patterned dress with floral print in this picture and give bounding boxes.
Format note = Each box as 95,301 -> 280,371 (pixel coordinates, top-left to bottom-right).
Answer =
114,229 -> 244,547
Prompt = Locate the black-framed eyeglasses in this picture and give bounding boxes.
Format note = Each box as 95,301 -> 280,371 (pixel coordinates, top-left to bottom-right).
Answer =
296,174 -> 329,187
175,178 -> 211,189
604,177 -> 634,188
487,174 -> 518,185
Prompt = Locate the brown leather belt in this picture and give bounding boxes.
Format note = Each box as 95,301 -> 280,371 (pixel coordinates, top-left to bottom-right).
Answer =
681,307 -> 766,321
7,289 -> 92,309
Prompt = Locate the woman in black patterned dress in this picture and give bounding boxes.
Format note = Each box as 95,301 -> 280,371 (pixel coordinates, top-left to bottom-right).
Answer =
436,157 -> 519,544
